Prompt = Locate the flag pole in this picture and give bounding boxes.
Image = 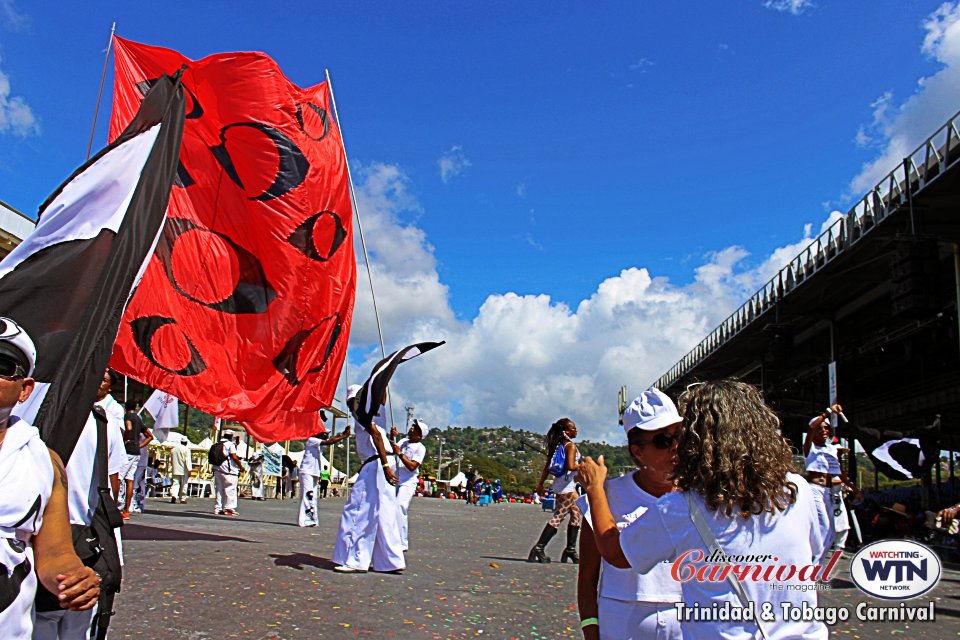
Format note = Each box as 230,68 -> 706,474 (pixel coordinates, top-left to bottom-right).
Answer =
325,69 -> 398,433
86,21 -> 116,161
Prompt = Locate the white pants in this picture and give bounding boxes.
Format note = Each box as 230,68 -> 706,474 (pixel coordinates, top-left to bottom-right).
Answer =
214,471 -> 238,512
33,605 -> 98,640
298,473 -> 319,526
597,597 -> 681,640
396,481 -> 417,550
810,483 -> 835,564
171,473 -> 189,501
332,462 -> 405,572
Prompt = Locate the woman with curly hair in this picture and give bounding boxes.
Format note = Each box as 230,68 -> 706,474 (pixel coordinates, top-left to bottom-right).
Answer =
528,417 -> 582,563
578,380 -> 829,640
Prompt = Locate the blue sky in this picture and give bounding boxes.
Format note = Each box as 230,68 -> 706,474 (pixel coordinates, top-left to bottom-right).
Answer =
2,1 -> 958,440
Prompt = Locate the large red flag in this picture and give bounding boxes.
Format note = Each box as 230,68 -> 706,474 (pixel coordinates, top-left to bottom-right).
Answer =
108,38 -> 356,441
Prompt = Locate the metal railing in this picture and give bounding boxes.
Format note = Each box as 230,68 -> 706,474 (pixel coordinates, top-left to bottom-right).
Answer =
653,109 -> 960,390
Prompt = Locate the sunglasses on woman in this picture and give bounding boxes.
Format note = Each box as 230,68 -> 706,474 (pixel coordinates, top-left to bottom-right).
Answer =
0,356 -> 25,381
639,432 -> 678,450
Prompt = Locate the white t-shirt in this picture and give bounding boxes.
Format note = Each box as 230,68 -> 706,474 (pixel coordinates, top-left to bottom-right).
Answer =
67,407 -> 128,526
576,473 -> 682,603
619,473 -> 827,640
98,394 -> 125,437
355,410 -> 389,462
805,442 -> 841,475
218,440 -> 240,475
0,418 -> 54,640
396,438 -> 426,486
300,436 -> 325,476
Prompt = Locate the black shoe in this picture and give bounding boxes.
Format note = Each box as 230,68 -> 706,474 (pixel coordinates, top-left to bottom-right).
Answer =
527,545 -> 551,563
560,548 -> 579,564
527,524 -> 558,562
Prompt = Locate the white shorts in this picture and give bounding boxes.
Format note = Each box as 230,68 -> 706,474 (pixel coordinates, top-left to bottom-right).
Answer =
121,453 -> 141,482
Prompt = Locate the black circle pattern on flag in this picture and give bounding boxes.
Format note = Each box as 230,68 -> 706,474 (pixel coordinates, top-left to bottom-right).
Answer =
155,217 -> 277,315
295,102 -> 330,141
209,122 -> 310,202
130,316 -> 207,376
287,211 -> 347,262
272,313 -> 343,386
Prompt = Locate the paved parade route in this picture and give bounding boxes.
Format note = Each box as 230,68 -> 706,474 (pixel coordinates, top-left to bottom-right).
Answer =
111,496 -> 959,639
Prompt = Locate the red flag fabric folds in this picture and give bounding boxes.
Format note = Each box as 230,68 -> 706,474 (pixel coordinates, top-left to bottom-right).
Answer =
108,38 -> 355,442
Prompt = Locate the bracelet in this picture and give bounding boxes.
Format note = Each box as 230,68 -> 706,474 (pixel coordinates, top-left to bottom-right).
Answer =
382,462 -> 389,468
580,617 -> 599,629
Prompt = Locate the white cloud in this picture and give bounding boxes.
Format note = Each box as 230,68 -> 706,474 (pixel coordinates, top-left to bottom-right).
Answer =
850,2 -> 960,194
0,62 -> 39,137
763,0 -> 814,15
437,145 -> 471,183
629,58 -> 654,72
0,0 -> 30,31
345,161 -> 843,443
516,181 -> 527,198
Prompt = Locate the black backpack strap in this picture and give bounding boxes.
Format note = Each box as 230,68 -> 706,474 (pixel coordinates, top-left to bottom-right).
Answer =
90,407 -> 123,637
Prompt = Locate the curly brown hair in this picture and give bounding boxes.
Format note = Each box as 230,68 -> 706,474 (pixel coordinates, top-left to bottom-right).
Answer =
673,380 -> 798,518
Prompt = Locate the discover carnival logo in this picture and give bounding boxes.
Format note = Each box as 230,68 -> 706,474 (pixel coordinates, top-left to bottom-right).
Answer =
850,540 -> 942,600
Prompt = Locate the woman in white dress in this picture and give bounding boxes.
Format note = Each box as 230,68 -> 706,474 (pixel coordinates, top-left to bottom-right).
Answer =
804,404 -> 858,554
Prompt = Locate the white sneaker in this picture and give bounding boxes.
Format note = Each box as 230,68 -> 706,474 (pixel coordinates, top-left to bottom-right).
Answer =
333,565 -> 366,573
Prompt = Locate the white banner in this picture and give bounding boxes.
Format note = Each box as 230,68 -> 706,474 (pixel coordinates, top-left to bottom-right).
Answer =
143,389 -> 179,442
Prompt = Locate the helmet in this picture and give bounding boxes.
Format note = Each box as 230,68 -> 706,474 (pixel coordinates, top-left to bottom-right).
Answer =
0,317 -> 36,377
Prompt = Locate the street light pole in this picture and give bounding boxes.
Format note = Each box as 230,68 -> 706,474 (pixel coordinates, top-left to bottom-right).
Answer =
437,437 -> 444,483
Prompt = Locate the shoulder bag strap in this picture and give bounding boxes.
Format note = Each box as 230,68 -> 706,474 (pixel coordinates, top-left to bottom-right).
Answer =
91,407 -> 124,529
685,491 -> 769,640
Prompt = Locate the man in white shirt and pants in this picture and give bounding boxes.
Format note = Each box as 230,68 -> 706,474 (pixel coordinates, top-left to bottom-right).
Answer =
214,431 -> 244,516
392,419 -> 428,552
170,437 -> 192,504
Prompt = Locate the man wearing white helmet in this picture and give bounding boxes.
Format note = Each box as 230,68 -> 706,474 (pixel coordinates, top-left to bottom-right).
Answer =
332,384 -> 404,573
391,418 -> 429,552
0,318 -> 101,639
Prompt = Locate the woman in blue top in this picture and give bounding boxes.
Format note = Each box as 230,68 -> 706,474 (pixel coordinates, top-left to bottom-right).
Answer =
529,417 -> 582,563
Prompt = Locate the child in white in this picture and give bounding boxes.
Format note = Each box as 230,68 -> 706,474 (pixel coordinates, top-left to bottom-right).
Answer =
392,419 -> 428,551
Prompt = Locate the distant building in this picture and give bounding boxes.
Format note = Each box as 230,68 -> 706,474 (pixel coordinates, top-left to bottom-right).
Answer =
0,200 -> 35,259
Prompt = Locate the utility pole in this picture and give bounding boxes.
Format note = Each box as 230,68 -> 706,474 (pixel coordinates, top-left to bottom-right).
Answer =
437,438 -> 444,483
405,405 -> 414,432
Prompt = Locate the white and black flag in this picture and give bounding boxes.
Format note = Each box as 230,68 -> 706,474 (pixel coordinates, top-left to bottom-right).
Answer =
856,421 -> 940,481
353,341 -> 445,428
0,74 -> 186,463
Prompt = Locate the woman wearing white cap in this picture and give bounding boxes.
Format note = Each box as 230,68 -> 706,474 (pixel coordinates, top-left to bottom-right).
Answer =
528,417 -> 582,563
804,404 -> 858,555
391,418 -> 429,551
579,380 -> 829,640
576,389 -> 683,640
332,384 -> 405,573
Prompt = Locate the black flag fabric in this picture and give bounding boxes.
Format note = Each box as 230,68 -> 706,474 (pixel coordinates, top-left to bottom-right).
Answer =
855,422 -> 939,481
354,341 -> 445,428
1,75 -> 185,463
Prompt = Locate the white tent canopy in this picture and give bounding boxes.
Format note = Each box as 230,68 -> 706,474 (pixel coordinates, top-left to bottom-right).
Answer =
448,472 -> 466,488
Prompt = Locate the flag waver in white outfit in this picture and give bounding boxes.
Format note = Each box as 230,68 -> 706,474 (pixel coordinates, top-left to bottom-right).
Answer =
332,385 -> 404,573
